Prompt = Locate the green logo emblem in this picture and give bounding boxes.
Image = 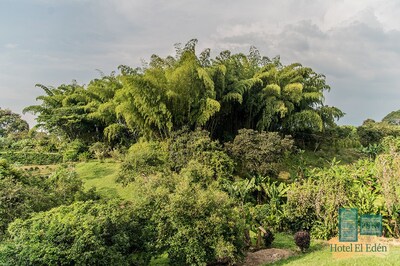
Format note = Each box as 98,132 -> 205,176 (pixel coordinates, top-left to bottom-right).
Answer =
360,214 -> 382,236
339,208 -> 358,242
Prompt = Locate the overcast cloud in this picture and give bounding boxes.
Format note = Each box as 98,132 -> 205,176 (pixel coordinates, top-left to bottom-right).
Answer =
1,0 -> 399,126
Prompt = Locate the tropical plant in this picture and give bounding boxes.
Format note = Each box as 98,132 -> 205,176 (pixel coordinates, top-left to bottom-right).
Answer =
0,108 -> 29,138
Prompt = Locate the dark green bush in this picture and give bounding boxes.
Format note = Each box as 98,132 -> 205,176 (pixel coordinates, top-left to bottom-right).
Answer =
357,120 -> 400,147
168,128 -> 222,171
294,231 -> 310,252
0,159 -> 48,238
62,139 -> 87,162
132,174 -> 246,265
225,129 -> 293,177
0,151 -> 62,165
118,129 -> 234,185
263,229 -> 274,248
0,200 -> 152,265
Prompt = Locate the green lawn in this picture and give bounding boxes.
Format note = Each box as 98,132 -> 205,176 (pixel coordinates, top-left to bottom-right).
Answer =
268,235 -> 400,266
75,160 -> 136,201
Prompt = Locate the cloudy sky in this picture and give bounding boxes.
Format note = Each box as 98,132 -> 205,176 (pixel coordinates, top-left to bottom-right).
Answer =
1,0 -> 399,126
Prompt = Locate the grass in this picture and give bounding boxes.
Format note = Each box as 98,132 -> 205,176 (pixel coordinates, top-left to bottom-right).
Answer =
269,246 -> 400,266
272,232 -> 303,251
75,160 -> 136,201
266,233 -> 400,266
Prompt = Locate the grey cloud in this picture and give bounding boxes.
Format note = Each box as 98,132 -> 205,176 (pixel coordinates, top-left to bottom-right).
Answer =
1,0 -> 399,127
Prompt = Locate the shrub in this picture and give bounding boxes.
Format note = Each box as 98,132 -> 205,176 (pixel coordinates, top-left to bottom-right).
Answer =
117,141 -> 168,185
180,150 -> 234,184
225,129 -> 293,177
62,139 -> 87,162
375,139 -> 400,237
0,159 -> 46,238
0,160 -> 99,239
294,231 -> 310,252
0,201 -> 152,265
168,128 -> 222,172
109,147 -> 126,162
357,120 -> 400,147
132,174 -> 246,265
78,151 -> 91,162
263,229 -> 274,248
46,166 -> 84,205
285,162 -> 352,239
89,142 -> 109,161
0,151 -> 62,165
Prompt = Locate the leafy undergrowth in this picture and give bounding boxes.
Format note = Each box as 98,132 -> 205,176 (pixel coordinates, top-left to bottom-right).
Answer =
18,164 -> 59,176
75,160 -> 136,200
282,147 -> 363,180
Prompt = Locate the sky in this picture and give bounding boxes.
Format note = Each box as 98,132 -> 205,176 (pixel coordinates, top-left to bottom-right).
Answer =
1,0 -> 399,126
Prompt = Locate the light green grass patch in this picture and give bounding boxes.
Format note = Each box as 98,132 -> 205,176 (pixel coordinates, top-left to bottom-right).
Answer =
269,242 -> 400,266
75,161 -> 136,201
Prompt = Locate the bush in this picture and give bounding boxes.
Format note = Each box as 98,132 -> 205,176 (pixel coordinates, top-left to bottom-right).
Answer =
78,151 -> 91,162
263,229 -> 274,248
0,160 -> 99,239
0,201 -> 152,265
285,162 -> 352,239
294,231 -> 310,252
109,147 -> 126,162
62,139 -> 87,162
180,150 -> 234,184
45,166 -> 84,205
132,174 -> 246,265
117,141 -> 168,185
357,120 -> 400,147
0,151 -> 62,165
225,129 -> 293,177
168,128 -> 222,172
89,142 -> 109,161
0,159 -> 48,238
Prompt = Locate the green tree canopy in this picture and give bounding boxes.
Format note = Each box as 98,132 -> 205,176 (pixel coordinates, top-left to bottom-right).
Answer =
382,109 -> 400,125
0,108 -> 29,138
24,40 -> 343,143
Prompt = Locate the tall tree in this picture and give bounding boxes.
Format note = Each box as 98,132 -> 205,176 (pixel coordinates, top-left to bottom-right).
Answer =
0,108 -> 29,137
115,39 -> 220,139
23,75 -> 131,145
24,40 -> 344,143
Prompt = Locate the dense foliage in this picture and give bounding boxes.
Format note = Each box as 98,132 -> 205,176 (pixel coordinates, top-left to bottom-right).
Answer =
130,174 -> 245,265
0,108 -> 29,138
2,40 -> 400,265
118,128 -> 234,185
0,151 -> 62,165
0,200 -> 151,266
24,40 -> 343,144
0,159 -> 96,240
225,129 -> 293,177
